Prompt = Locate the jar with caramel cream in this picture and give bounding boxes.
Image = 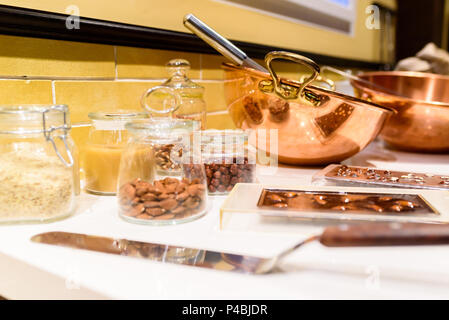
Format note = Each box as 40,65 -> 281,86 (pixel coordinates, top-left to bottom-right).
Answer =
83,111 -> 149,195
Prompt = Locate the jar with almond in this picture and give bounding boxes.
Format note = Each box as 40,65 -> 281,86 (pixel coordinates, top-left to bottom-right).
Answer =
201,130 -> 256,195
117,119 -> 207,225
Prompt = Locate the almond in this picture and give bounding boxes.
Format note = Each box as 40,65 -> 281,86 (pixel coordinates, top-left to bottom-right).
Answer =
136,213 -> 153,220
160,198 -> 178,211
176,191 -> 189,202
120,183 -> 136,202
146,207 -> 165,216
126,203 -> 144,217
143,201 -> 160,208
187,184 -> 200,196
141,193 -> 157,201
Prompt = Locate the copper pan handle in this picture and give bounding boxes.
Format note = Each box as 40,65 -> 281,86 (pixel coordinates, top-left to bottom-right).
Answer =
259,51 -> 320,101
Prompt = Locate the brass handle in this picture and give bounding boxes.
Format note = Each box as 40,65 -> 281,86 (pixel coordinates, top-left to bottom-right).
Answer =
299,74 -> 336,91
258,51 -> 321,100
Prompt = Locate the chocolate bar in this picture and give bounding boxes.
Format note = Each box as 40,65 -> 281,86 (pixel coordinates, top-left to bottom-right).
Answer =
257,188 -> 437,216
313,164 -> 449,190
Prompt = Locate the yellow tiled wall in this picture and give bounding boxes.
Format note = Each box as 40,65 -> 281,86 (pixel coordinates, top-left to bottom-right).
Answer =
0,34 -> 237,151
0,32 -> 363,156
3,0 -> 397,63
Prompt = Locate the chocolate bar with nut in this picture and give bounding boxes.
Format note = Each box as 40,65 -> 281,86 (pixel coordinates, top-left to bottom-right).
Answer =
313,164 -> 449,190
257,188 -> 437,216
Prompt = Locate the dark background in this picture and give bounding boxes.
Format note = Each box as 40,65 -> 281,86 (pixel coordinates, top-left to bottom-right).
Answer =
396,0 -> 448,61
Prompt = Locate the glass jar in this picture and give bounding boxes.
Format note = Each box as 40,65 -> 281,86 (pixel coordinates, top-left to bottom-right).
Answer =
117,119 -> 207,225
0,105 -> 78,223
83,111 -> 148,195
142,59 -> 207,129
202,130 -> 256,195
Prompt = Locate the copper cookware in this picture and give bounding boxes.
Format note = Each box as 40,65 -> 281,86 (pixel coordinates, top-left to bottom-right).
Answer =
223,51 -> 395,165
351,71 -> 449,153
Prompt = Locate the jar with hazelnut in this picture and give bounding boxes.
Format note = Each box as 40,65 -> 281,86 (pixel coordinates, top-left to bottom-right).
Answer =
201,130 -> 256,195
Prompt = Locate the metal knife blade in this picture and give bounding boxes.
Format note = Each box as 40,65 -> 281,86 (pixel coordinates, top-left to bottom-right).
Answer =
31,232 -> 268,274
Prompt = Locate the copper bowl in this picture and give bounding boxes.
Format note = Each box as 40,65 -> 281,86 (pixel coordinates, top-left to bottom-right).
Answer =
222,52 -> 395,165
351,71 -> 449,153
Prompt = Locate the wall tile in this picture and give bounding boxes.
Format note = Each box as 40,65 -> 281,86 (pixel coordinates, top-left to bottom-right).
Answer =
201,54 -> 227,80
200,81 -> 227,112
116,47 -> 201,79
54,80 -> 158,149
0,80 -> 53,104
0,35 -> 115,78
206,113 -> 236,130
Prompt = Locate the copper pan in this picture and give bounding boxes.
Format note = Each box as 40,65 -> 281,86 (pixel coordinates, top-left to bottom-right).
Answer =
350,71 -> 449,153
222,51 -> 395,165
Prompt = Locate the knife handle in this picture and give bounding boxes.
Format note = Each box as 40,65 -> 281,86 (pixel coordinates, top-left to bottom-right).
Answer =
320,223 -> 449,247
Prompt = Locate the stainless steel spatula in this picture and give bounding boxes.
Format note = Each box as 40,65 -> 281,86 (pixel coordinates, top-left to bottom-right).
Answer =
183,14 -> 268,73
31,223 -> 449,274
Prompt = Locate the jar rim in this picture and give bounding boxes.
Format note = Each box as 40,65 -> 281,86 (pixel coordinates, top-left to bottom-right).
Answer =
0,104 -> 68,114
88,111 -> 149,121
125,118 -> 200,133
0,104 -> 70,135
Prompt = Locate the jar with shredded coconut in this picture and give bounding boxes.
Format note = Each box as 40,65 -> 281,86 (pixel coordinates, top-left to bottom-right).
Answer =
0,105 -> 78,223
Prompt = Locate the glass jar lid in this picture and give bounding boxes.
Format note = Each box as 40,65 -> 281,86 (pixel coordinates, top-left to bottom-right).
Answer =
159,59 -> 204,102
88,110 -> 149,130
0,104 -> 69,135
0,104 -> 74,167
126,118 -> 200,141
162,59 -> 204,91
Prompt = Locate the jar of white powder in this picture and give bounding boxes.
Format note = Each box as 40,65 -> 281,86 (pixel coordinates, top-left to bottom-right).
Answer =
0,105 -> 78,223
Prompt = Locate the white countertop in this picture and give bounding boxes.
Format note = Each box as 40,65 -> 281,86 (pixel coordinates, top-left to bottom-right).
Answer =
1,140 -> 449,300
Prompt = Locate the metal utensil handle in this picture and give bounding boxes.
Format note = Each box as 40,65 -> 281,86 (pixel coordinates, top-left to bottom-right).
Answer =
184,14 -> 246,65
183,14 -> 268,73
141,86 -> 181,116
264,51 -> 321,100
320,222 -> 449,247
